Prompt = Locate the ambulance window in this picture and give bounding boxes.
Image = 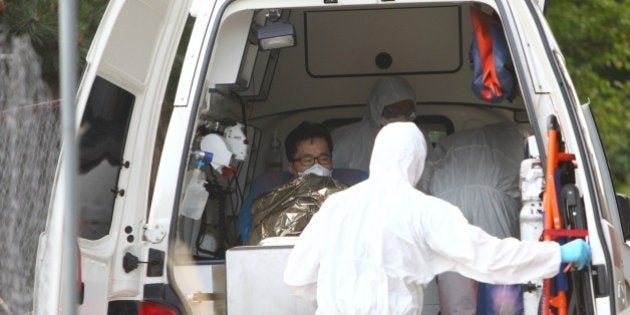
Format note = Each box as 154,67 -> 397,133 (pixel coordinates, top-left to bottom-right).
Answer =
414,115 -> 454,147
617,195 -> 630,241
78,77 -> 135,240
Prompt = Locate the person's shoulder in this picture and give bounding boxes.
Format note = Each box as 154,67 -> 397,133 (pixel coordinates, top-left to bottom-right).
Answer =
330,119 -> 372,140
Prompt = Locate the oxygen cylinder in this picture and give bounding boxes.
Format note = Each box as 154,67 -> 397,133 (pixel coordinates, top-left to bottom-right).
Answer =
519,158 -> 544,315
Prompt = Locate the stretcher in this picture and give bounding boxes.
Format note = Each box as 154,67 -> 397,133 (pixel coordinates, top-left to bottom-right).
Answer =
541,116 -> 590,314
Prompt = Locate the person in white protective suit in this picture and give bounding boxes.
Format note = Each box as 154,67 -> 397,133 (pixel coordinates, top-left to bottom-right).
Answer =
418,122 -> 527,314
283,122 -> 591,315
331,76 -> 417,172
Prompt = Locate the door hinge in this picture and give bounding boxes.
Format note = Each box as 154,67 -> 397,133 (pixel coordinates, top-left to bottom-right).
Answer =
143,224 -> 167,244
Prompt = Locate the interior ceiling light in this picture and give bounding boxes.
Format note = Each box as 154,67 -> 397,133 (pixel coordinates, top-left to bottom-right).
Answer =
256,9 -> 296,50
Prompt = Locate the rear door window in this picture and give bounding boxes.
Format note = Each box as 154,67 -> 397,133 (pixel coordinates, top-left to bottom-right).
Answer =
78,76 -> 134,240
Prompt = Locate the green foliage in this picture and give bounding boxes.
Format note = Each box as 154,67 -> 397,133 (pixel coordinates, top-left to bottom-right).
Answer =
1,0 -> 59,85
2,1 -> 57,47
76,0 -> 109,68
546,0 -> 630,189
0,0 -> 108,92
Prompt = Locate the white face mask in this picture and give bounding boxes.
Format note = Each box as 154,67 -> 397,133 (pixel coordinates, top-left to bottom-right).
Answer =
298,163 -> 332,177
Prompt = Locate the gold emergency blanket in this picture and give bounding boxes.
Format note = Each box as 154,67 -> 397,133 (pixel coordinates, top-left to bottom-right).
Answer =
248,174 -> 347,245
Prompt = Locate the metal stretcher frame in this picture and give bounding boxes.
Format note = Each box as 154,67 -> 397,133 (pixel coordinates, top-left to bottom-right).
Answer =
541,116 -> 589,315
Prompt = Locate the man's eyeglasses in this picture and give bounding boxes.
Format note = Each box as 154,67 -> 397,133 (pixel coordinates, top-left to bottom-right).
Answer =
292,154 -> 332,167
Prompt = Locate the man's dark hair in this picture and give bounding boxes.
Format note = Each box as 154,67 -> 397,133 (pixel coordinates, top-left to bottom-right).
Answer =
284,121 -> 333,161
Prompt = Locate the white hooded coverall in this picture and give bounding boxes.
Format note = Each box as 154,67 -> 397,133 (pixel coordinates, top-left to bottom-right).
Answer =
331,76 -> 417,172
284,122 -> 560,315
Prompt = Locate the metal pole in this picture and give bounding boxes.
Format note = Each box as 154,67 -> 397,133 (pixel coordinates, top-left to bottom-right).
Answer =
58,0 -> 78,313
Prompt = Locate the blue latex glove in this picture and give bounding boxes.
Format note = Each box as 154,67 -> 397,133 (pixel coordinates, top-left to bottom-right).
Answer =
560,239 -> 592,270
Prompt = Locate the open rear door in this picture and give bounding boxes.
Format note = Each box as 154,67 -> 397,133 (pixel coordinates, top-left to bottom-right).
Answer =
581,103 -> 630,313
33,0 -> 193,314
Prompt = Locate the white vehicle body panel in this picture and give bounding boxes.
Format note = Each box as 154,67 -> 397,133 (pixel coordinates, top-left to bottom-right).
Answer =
34,0 -> 630,314
35,0 -> 194,313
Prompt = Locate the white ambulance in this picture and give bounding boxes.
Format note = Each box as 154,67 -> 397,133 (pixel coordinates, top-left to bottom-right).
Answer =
34,0 -> 630,314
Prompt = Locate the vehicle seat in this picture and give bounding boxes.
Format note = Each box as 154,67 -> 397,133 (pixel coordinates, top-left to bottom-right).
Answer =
237,168 -> 368,244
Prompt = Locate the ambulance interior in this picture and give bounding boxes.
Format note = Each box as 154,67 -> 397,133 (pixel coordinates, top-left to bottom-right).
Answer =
174,2 -> 530,255
165,2 -> 578,313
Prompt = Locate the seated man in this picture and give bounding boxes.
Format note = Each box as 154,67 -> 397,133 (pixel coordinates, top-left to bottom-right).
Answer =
239,121 -> 349,245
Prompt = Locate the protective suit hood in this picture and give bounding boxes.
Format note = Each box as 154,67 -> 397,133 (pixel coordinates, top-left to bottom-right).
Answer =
369,122 -> 426,186
368,76 -> 417,126
330,76 -> 417,171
